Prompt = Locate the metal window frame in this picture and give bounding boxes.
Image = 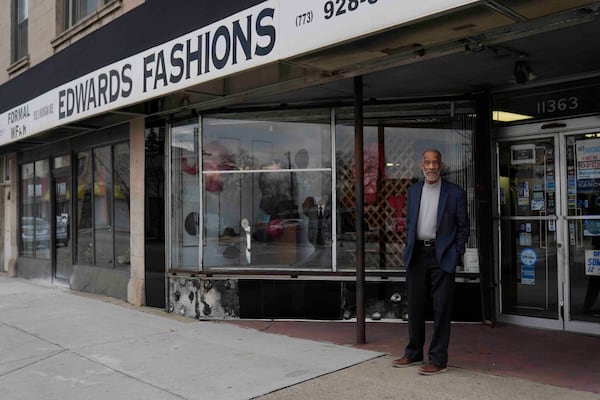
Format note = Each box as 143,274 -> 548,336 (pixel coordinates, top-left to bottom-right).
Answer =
12,0 -> 28,62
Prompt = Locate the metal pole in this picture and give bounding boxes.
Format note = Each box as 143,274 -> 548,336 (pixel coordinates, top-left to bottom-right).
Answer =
475,91 -> 495,326
354,76 -> 366,344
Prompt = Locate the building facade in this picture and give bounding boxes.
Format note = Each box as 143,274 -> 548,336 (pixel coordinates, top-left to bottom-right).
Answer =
1,0 -> 600,336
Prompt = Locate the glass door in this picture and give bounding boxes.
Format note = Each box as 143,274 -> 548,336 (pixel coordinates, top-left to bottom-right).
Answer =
497,137 -> 562,329
564,134 -> 600,334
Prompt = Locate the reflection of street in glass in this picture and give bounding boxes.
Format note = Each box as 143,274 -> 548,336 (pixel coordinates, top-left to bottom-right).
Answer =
21,217 -> 50,249
74,227 -> 130,266
292,195 -> 331,267
56,216 -> 69,246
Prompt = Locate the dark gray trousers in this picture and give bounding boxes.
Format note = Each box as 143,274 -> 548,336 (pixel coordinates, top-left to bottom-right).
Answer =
404,246 -> 455,367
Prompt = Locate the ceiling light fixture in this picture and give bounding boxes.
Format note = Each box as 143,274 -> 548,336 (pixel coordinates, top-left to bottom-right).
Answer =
493,110 -> 533,122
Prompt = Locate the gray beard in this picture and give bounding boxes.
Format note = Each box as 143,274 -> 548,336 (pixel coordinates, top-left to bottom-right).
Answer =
422,169 -> 440,182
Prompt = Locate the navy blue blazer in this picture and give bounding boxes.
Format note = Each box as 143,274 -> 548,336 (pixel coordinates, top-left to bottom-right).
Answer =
402,179 -> 470,273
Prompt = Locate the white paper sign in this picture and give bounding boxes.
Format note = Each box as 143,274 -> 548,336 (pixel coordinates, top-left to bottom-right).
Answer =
585,250 -> 600,276
576,139 -> 600,180
463,248 -> 479,273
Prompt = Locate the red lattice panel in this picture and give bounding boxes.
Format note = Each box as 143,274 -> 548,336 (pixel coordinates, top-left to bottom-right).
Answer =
336,134 -> 415,270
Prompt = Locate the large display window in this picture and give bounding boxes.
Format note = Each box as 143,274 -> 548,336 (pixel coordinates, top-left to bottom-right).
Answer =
335,107 -> 477,271
75,143 -> 131,267
168,104 -> 478,273
202,110 -> 332,270
170,121 -> 201,270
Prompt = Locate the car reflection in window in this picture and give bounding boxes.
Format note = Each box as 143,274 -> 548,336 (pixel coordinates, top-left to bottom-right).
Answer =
21,217 -> 50,249
56,216 -> 69,246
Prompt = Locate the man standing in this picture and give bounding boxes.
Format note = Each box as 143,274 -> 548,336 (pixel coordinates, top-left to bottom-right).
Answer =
393,149 -> 469,375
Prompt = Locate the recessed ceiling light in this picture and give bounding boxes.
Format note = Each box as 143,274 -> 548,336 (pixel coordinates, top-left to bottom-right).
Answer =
493,111 -> 533,122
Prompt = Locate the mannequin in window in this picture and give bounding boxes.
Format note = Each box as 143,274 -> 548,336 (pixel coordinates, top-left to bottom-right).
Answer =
293,195 -> 331,266
254,166 -> 299,243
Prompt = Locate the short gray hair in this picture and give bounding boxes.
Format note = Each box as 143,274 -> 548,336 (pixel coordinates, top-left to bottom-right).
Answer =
422,148 -> 442,161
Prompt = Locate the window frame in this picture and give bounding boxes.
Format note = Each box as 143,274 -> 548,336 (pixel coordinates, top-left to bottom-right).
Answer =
18,138 -> 130,268
19,159 -> 51,259
166,103 -> 478,276
12,0 -> 28,63
2,156 -> 11,183
74,141 -> 130,268
167,110 -> 335,274
63,0 -> 110,31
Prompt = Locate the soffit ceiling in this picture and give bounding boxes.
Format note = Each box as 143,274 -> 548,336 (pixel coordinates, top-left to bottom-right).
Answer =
222,0 -> 600,108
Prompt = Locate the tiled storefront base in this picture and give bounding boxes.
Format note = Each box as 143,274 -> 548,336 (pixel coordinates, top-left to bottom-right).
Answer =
166,276 -> 413,321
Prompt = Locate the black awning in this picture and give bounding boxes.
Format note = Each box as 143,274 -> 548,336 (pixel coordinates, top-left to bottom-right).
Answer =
0,0 -> 263,114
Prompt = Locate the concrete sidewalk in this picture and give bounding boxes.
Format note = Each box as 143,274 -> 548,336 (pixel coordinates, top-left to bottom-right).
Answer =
0,277 -> 378,400
256,355 -> 598,400
0,276 -> 597,400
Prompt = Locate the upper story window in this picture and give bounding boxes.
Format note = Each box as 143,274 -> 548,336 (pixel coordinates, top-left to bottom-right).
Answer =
12,0 -> 28,62
64,0 -> 109,30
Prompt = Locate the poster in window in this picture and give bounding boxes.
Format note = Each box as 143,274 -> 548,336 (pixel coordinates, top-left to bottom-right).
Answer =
585,250 -> 600,276
517,181 -> 529,198
576,139 -> 600,180
584,219 -> 600,236
511,144 -> 536,165
519,248 -> 537,285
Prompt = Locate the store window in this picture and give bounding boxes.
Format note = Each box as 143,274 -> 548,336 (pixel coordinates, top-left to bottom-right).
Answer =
20,160 -> 51,259
168,110 -> 333,272
201,111 -> 332,270
54,154 -> 72,280
170,121 -> 200,270
63,0 -> 109,29
76,142 -> 130,267
335,105 -> 477,271
114,143 -> 131,266
168,105 -> 477,274
12,0 -> 28,62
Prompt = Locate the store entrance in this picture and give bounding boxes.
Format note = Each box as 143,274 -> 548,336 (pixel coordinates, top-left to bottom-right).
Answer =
497,130 -> 600,335
497,137 -> 561,329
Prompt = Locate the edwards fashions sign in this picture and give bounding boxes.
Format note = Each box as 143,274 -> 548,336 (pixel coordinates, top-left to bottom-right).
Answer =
0,0 -> 476,146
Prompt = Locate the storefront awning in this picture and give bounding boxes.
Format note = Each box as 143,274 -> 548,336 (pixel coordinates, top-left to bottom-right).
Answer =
1,0 -> 600,153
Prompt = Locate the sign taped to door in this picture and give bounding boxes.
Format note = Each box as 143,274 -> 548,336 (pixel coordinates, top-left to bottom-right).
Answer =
576,139 -> 600,179
511,144 -> 536,165
585,250 -> 600,276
